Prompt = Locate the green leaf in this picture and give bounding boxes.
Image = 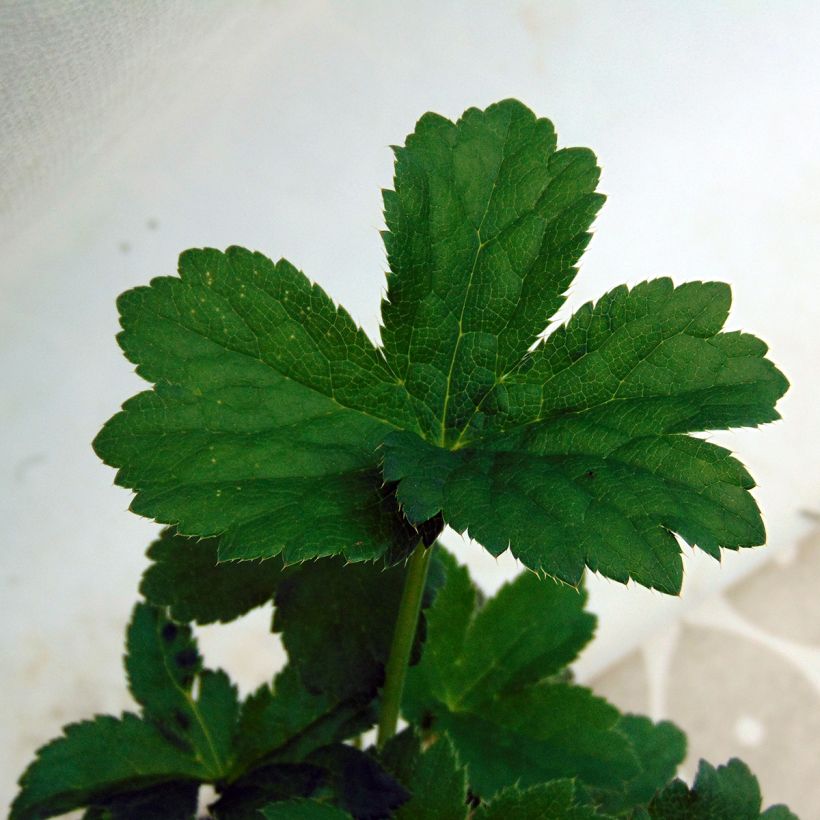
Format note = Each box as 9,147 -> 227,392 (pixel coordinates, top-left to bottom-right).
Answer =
649,758 -> 798,819
475,780 -> 609,819
617,716 -> 687,809
218,744 -> 408,820
125,603 -> 239,779
214,664 -> 377,817
95,100 -> 785,590
211,763 -> 327,818
82,781 -> 199,819
273,557 -> 407,700
273,552 -> 443,700
442,563 -> 595,707
306,744 -> 410,819
232,666 -> 374,775
384,277 -> 787,593
260,800 -> 352,819
93,247 -> 422,564
403,550 -> 638,799
432,683 -> 638,800
11,713 -> 204,820
592,715 -> 686,813
404,548 -> 595,714
381,99 -> 604,445
141,528 -> 284,624
380,729 -> 468,819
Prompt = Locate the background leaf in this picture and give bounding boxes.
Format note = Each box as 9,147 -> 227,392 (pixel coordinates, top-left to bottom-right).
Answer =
475,780 -> 610,819
591,715 -> 686,813
11,714 -> 203,820
141,528 -> 284,624
380,730 -> 467,820
260,800 -> 352,819
232,666 -> 374,775
273,552 -> 443,700
81,781 -> 199,820
125,603 -> 239,779
403,548 -> 638,799
649,758 -> 797,819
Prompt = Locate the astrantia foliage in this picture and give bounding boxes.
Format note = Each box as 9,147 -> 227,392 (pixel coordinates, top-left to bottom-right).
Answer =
16,100 -> 794,818
93,99 -> 786,594
16,546 -> 796,817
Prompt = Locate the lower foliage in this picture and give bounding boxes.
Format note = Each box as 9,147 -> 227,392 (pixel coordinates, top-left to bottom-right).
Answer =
13,534 -> 796,819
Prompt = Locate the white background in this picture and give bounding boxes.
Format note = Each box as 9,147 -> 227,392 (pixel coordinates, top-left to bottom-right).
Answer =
2,1 -> 819,811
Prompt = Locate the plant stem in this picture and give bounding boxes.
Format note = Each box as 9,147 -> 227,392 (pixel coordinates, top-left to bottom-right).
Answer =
377,540 -> 433,748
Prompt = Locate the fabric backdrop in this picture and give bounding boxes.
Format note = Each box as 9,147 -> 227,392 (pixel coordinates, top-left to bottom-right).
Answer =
2,1 -> 819,813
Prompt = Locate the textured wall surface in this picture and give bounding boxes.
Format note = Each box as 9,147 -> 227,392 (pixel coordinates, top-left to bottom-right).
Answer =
2,1 -> 819,813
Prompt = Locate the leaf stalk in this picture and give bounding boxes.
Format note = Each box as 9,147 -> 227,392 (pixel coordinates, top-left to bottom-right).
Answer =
377,540 -> 432,748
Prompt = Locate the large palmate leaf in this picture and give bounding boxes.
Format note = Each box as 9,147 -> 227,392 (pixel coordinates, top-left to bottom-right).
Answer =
95,98 -> 785,591
381,100 -> 604,445
648,758 -> 797,819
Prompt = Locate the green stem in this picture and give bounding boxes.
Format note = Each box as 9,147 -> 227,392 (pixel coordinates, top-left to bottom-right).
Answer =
377,540 -> 433,748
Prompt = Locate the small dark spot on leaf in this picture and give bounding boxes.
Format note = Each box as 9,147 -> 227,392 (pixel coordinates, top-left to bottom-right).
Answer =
175,647 -> 199,669
419,710 -> 436,731
173,708 -> 191,730
466,789 -> 481,808
585,470 -> 596,479
161,623 -> 178,642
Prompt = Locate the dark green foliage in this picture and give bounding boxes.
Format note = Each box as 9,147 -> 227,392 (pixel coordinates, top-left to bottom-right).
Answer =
273,558 -> 410,700
380,730 -> 468,819
260,801 -> 353,819
17,101 -> 795,819
11,714 -> 202,820
475,780 -> 611,819
403,551 -> 646,799
125,602 -> 239,778
273,552 -> 442,701
594,716 -> 687,812
141,528 -> 284,624
81,781 -> 199,819
14,547 -> 797,819
92,99 -> 786,594
306,745 -> 410,819
649,759 -> 798,819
